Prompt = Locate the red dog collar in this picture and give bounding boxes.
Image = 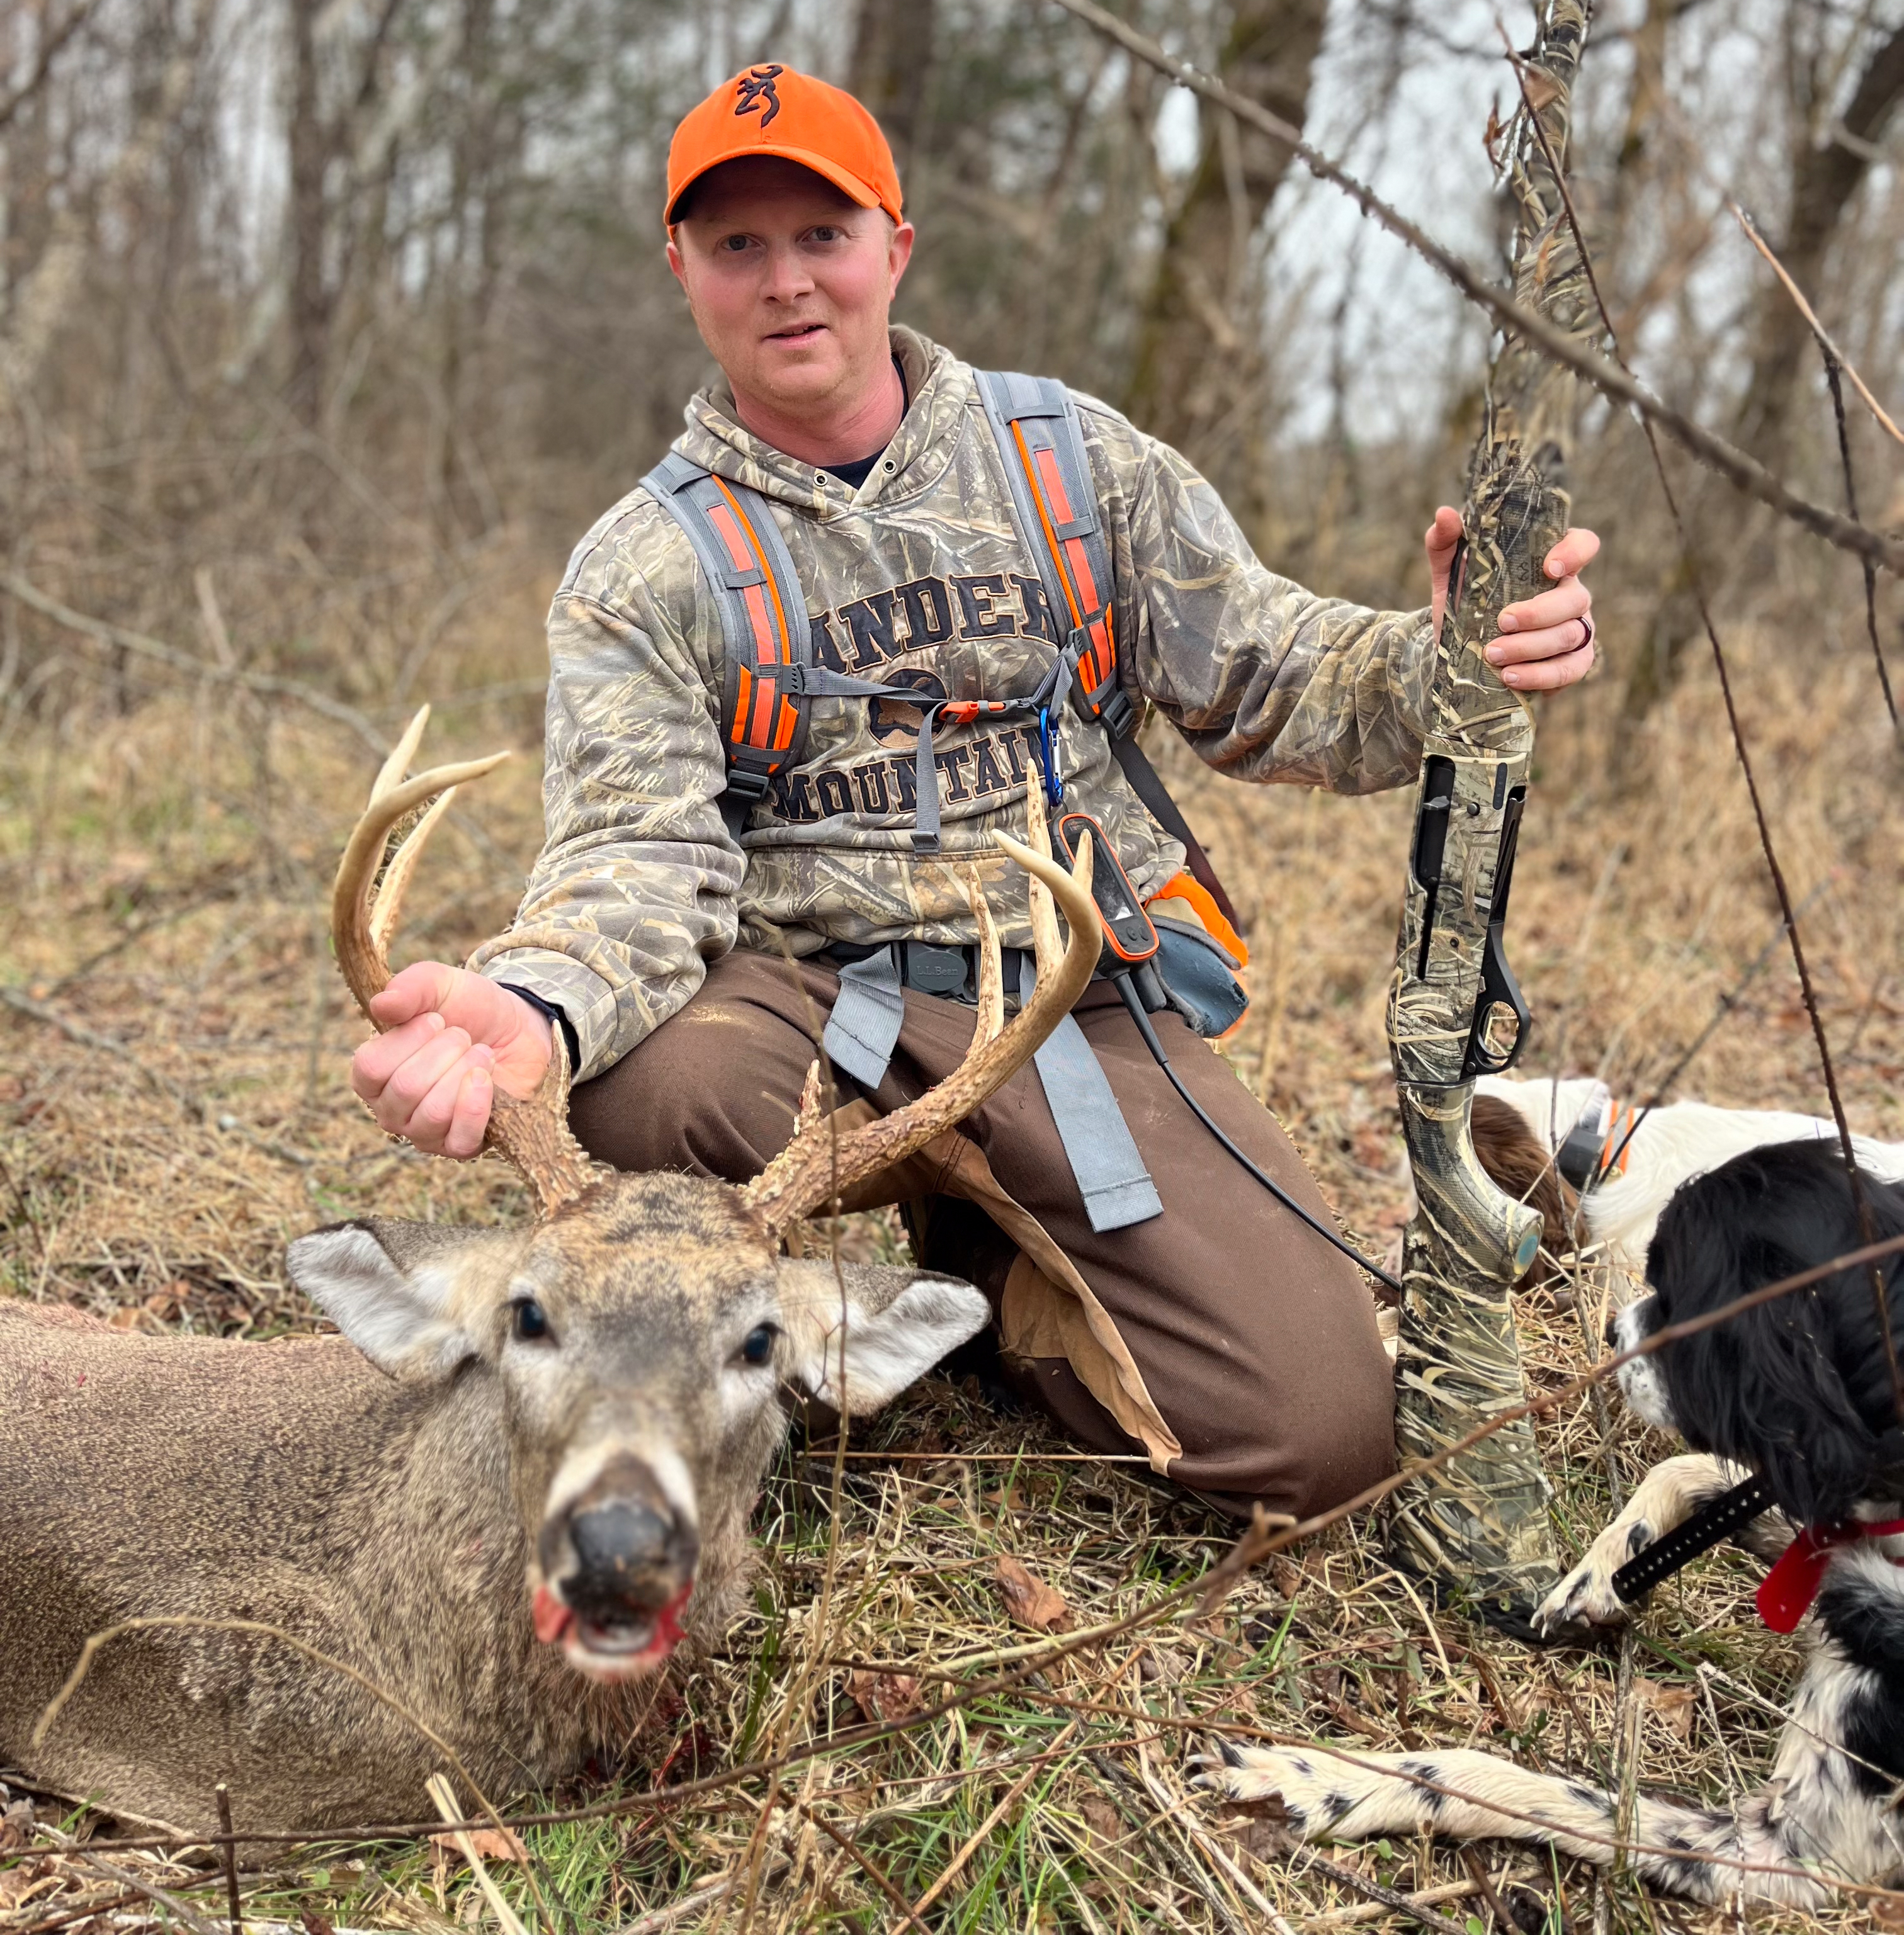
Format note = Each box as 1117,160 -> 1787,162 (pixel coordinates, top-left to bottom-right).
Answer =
1757,1516 -> 1904,1632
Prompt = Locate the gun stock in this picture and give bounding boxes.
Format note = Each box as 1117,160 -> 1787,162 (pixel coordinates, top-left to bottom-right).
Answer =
1385,1 -> 1599,1632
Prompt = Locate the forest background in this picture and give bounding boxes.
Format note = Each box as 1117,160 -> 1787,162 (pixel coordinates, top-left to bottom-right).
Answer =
2,3 -> 1903,1931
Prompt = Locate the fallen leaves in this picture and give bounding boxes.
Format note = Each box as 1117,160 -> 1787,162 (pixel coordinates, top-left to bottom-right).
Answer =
994,1553 -> 1074,1633
1634,1676 -> 1696,1740
846,1668 -> 928,1726
428,1825 -> 528,1865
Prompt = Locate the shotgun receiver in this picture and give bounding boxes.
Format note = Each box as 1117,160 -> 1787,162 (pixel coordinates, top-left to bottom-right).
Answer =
1385,1 -> 1597,1633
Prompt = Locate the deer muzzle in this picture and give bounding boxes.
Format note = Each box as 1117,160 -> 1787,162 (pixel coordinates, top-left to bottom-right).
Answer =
535,1454 -> 699,1678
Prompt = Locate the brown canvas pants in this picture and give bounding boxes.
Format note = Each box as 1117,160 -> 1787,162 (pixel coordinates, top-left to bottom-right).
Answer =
569,952 -> 1395,1520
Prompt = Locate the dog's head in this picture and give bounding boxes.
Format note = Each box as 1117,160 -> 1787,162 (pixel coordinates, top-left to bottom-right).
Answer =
1619,1139 -> 1904,1525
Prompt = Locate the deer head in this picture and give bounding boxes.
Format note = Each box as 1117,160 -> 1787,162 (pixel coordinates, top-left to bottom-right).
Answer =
299,708 -> 1101,1679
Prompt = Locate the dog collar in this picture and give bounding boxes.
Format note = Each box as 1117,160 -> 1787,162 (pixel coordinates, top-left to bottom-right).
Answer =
1757,1516 -> 1904,1632
1555,1084 -> 1627,1193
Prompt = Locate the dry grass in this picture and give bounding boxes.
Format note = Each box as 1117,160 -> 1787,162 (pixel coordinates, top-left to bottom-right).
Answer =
3,555 -> 1901,1932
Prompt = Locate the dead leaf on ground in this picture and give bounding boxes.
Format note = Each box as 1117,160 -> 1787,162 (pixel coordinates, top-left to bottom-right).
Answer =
1635,1677 -> 1696,1739
427,1825 -> 528,1865
298,1909 -> 337,1935
994,1553 -> 1073,1633
846,1668 -> 927,1726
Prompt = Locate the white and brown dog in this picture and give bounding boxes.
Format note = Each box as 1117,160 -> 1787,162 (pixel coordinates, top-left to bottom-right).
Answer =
1201,1138 -> 1904,1908
1470,1073 -> 1904,1275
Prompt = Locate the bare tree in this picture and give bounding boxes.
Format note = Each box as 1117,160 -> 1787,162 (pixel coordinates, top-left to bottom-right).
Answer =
1122,0 -> 1327,526
849,0 -> 936,164
1733,12 -> 1904,470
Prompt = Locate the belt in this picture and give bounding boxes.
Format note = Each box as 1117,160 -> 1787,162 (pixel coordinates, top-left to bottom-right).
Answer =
817,940 -> 1162,1235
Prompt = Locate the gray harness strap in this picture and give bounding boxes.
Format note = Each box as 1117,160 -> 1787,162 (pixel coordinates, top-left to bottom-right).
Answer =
973,370 -> 1124,734
1021,956 -> 1162,1233
820,946 -> 906,1092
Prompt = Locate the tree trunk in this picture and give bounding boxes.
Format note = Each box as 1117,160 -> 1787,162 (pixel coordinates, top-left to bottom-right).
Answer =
849,0 -> 936,167
1620,13 -> 1904,734
1121,0 -> 1327,520
286,0 -> 330,426
1733,16 -> 1904,471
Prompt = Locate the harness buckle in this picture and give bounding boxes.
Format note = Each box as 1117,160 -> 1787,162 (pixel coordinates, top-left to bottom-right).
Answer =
725,764 -> 775,805
1096,687 -> 1136,741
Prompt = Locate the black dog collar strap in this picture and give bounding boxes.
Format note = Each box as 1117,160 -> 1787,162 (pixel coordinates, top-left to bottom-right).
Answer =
1612,1474 -> 1774,1605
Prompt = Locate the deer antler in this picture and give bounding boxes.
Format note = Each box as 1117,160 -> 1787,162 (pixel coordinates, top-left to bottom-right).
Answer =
742,783 -> 1101,1236
331,705 -> 602,1219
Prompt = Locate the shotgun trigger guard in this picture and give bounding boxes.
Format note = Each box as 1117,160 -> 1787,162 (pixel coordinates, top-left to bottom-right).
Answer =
1462,928 -> 1531,1078
1459,781 -> 1530,1078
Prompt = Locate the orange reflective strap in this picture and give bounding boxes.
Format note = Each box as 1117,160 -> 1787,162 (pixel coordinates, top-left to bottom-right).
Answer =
1599,1107 -> 1636,1180
1019,429 -> 1114,698
706,475 -> 800,757
711,478 -> 795,665
705,499 -> 754,575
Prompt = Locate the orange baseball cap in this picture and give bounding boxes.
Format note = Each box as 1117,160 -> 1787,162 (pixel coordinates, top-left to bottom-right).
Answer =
666,64 -> 903,227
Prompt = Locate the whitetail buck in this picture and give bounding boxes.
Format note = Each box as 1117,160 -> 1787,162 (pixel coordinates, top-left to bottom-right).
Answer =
0,711 -> 1101,1833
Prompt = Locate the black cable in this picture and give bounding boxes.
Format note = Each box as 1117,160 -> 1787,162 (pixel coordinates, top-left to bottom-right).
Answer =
1111,976 -> 1403,1294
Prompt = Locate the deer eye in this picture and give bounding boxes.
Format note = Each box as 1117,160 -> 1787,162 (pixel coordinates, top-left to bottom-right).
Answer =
737,1323 -> 777,1367
512,1298 -> 551,1342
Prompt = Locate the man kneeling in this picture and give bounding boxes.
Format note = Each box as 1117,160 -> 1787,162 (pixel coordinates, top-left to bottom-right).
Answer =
348,64 -> 1601,1520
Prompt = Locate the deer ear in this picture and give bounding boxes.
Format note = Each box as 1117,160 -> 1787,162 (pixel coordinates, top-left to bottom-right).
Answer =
286,1220 -> 486,1384
778,1261 -> 989,1414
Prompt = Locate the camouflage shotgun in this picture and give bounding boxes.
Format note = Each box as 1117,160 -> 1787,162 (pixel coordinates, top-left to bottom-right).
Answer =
1385,0 -> 1599,1633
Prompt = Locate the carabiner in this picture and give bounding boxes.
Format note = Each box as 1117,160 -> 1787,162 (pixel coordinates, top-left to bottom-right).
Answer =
1036,707 -> 1063,809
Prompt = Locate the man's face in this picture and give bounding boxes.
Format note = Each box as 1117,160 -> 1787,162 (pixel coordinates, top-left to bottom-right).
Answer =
667,157 -> 913,417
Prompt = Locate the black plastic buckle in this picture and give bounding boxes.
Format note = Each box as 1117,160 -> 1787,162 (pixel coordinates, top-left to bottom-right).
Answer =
724,764 -> 775,804
1558,1103 -> 1609,1192
1096,686 -> 1136,740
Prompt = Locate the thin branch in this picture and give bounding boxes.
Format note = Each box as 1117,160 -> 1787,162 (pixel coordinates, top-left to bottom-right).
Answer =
1728,204 -> 1904,451
1043,0 -> 1904,575
0,573 -> 389,754
793,1802 -> 931,1934
0,0 -> 102,136
1500,37 -> 1904,1428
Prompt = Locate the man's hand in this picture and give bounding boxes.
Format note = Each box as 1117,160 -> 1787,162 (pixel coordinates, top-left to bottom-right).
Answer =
349,964 -> 554,1159
1424,505 -> 1599,692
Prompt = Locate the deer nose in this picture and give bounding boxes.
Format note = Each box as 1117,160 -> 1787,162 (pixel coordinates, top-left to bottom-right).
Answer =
541,1455 -> 701,1661
569,1499 -> 684,1598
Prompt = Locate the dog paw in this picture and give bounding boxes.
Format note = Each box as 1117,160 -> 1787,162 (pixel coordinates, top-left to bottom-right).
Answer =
1189,1740 -> 1362,1838
1534,1521 -> 1651,1637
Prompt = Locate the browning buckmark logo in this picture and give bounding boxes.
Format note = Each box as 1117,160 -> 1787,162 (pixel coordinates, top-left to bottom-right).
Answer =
734,65 -> 783,128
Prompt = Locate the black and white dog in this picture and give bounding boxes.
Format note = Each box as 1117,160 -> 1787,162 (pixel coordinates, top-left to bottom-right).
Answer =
1200,1140 -> 1904,1907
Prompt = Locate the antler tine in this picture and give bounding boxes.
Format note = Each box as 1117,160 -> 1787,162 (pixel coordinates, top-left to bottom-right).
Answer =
331,755 -> 511,1015
1021,775 -> 1065,986
373,704 -> 434,804
332,718 -> 601,1220
742,831 -> 1099,1236
962,865 -> 1006,1047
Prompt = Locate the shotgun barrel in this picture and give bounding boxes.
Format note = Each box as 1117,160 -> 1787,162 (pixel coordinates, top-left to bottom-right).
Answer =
1385,1 -> 1599,1634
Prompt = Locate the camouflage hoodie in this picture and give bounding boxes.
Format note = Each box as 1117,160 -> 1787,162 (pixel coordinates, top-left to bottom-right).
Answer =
470,327 -> 1433,1081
